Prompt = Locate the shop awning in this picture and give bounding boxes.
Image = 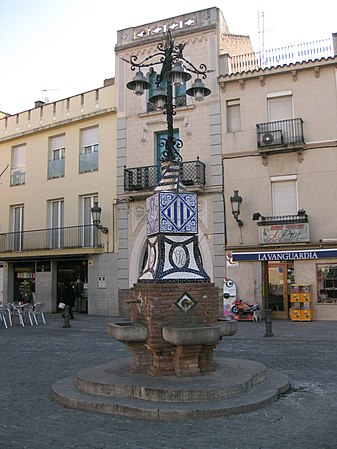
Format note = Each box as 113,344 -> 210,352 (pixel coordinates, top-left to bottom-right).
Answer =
232,248 -> 337,261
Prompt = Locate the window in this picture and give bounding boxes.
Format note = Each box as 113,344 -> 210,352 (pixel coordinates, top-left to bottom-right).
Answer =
267,91 -> 293,122
49,199 -> 64,248
11,144 -> 26,186
84,144 -> 98,154
226,99 -> 241,132
147,69 -> 187,112
271,176 -> 297,216
317,265 -> 337,304
48,135 -> 65,179
79,127 -> 99,173
11,205 -> 24,251
82,195 -> 98,247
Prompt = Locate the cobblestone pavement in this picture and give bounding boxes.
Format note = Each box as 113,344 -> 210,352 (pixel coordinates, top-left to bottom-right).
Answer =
1,313 -> 337,449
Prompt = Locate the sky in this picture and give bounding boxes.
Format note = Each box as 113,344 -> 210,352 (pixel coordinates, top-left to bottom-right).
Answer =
1,0 -> 336,114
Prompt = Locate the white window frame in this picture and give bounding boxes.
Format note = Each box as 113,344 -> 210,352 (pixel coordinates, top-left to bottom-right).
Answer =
226,99 -> 241,132
49,199 -> 64,249
11,205 -> 24,251
81,127 -> 99,154
271,175 -> 298,216
49,135 -> 65,160
267,91 -> 294,122
81,195 -> 98,247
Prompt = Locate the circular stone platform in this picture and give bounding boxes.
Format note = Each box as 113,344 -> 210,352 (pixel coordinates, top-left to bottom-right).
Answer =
52,357 -> 289,420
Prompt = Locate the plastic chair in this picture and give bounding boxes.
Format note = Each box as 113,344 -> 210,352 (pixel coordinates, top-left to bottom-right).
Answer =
21,303 -> 35,326
0,305 -> 9,329
32,302 -> 46,324
9,302 -> 25,327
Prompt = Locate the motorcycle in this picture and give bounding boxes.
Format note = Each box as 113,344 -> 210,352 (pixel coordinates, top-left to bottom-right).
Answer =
230,299 -> 261,321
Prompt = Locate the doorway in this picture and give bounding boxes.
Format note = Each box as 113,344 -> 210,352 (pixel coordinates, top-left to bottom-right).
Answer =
57,260 -> 88,313
265,261 -> 294,319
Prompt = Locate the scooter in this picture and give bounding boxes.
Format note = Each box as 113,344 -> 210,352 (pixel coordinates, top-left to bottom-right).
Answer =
231,299 -> 261,321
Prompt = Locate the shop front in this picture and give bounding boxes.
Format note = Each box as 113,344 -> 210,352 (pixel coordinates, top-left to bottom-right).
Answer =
2,257 -> 88,314
231,248 -> 337,321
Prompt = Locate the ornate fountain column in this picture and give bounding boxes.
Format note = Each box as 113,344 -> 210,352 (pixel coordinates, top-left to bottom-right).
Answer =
127,162 -> 223,376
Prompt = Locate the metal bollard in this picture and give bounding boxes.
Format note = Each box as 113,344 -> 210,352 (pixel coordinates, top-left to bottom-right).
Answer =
264,308 -> 273,337
63,305 -> 71,328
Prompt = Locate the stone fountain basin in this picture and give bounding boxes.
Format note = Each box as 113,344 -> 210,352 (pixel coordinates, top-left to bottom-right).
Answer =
162,324 -> 220,346
217,318 -> 238,337
107,322 -> 147,342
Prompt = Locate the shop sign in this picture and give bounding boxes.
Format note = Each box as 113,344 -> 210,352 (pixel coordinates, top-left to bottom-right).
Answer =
258,223 -> 309,244
232,248 -> 337,262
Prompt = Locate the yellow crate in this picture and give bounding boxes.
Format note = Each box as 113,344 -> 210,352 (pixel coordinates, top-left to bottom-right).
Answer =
290,309 -> 301,321
290,293 -> 301,302
300,310 -> 312,321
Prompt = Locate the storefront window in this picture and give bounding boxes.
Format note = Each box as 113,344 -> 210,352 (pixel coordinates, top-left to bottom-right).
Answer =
317,264 -> 337,304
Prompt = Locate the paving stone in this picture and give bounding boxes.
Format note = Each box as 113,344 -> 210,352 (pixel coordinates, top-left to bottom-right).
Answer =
1,314 -> 337,448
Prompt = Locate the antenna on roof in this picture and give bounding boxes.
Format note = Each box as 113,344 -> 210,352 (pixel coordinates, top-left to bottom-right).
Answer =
258,10 -> 265,68
41,89 -> 60,103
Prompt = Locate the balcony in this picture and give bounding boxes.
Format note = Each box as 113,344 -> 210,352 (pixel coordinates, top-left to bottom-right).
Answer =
124,159 -> 206,192
48,158 -> 65,179
256,118 -> 304,157
227,37 -> 334,74
10,168 -> 25,186
0,225 -> 102,255
79,151 -> 98,173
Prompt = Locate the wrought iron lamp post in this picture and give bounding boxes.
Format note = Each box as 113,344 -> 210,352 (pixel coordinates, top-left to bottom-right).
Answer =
90,202 -> 108,234
123,29 -> 212,283
230,190 -> 243,228
123,30 -> 211,163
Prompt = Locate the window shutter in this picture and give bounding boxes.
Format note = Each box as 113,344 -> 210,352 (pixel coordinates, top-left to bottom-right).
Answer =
272,180 -> 297,215
50,135 -> 65,150
268,95 -> 293,121
12,145 -> 26,168
81,127 -> 98,147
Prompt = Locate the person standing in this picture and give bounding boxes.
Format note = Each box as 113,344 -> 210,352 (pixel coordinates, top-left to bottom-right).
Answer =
62,282 -> 76,319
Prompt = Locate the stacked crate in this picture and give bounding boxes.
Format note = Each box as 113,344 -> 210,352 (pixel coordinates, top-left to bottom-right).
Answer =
290,284 -> 312,321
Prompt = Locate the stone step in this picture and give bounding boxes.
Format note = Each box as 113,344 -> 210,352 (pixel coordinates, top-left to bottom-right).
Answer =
75,357 -> 267,402
52,357 -> 289,420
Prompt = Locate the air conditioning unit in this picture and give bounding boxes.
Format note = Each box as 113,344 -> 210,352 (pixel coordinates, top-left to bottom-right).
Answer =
259,130 -> 283,147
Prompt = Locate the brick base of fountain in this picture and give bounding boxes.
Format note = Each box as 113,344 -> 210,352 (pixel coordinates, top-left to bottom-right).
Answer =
122,282 -> 223,377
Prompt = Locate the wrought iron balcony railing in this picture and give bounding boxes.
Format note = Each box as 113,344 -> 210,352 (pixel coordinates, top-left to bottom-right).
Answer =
124,158 -> 206,192
257,118 -> 304,149
253,210 -> 308,225
0,225 -> 102,253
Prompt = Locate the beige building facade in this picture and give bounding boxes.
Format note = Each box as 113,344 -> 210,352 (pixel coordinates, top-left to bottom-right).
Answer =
220,49 -> 337,320
0,81 -> 118,315
1,6 -> 336,321
114,7 -> 254,312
